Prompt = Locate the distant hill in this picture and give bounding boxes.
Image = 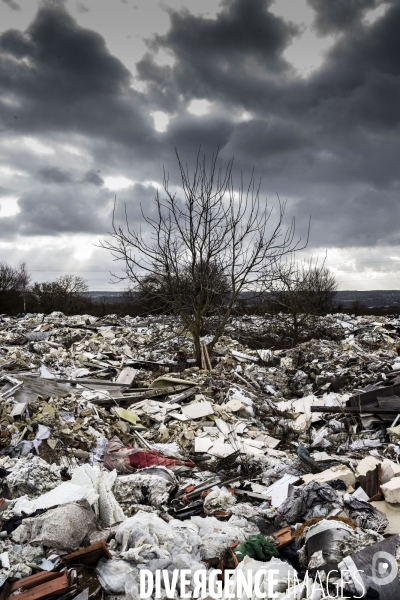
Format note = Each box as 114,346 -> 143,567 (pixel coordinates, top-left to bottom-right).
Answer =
84,289 -> 400,308
335,290 -> 400,307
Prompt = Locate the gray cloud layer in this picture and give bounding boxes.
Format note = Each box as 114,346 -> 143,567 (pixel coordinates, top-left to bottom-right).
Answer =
0,0 -> 399,256
308,0 -> 380,34
1,0 -> 20,12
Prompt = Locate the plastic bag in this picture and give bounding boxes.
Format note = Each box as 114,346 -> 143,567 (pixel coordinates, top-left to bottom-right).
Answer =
203,486 -> 236,515
96,558 -> 137,594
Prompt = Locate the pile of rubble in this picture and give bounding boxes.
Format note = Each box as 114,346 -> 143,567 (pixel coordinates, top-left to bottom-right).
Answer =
0,311 -> 400,598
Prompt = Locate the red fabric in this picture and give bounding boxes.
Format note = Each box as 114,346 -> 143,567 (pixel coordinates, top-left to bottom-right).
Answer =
104,436 -> 195,473
127,449 -> 195,469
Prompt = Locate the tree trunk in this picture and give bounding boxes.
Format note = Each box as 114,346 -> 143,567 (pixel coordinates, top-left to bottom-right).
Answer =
293,312 -> 299,346
192,311 -> 203,367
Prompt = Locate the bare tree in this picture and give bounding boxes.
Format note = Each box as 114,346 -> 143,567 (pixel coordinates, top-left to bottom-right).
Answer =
17,263 -> 31,313
0,262 -> 25,313
136,260 -> 231,316
101,149 -> 306,364
0,262 -> 21,294
269,257 -> 338,345
32,274 -> 88,314
56,274 -> 88,296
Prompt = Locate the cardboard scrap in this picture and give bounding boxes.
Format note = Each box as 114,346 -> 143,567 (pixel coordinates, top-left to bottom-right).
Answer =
113,407 -> 139,425
181,401 -> 214,419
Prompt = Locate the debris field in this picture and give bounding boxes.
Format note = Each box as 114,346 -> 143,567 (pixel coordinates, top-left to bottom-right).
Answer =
0,311 -> 399,598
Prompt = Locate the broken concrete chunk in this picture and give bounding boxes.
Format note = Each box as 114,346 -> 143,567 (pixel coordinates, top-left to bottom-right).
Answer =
381,477 -> 400,504
355,455 -> 381,478
225,399 -> 244,412
370,500 -> 400,534
194,437 -> 213,453
302,465 -> 356,488
387,424 -> 400,442
382,458 -> 400,483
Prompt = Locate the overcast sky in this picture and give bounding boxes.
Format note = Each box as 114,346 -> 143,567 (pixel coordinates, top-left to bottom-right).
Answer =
0,0 -> 399,290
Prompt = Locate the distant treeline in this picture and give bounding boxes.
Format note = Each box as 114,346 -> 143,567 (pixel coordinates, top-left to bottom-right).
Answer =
0,261 -> 398,319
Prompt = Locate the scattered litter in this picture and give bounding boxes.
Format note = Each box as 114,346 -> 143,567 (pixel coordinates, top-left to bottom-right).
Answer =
0,310 -> 398,599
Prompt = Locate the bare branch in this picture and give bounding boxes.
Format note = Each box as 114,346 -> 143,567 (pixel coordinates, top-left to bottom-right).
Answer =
100,148 -> 307,363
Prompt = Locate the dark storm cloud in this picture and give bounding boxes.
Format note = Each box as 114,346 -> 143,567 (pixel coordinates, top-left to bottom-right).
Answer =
1,0 -> 20,12
0,4 -> 154,147
307,0 -> 380,34
0,187 -> 13,197
82,170 -> 104,186
292,185 -> 400,249
0,184 -> 113,238
151,0 -> 298,69
38,166 -> 73,184
164,114 -> 234,159
112,183 -> 159,225
0,0 -> 400,255
0,29 -> 34,57
222,119 -> 311,161
132,0 -> 400,250
136,0 -> 298,112
299,2 -> 400,132
138,0 -> 400,132
136,54 -> 182,113
0,179 -> 157,239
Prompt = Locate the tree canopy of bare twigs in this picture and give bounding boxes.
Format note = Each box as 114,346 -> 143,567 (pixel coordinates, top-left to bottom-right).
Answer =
134,260 -> 231,317
101,148 -> 306,364
32,274 -> 88,314
0,262 -> 32,313
269,257 -> 338,345
0,262 -> 24,294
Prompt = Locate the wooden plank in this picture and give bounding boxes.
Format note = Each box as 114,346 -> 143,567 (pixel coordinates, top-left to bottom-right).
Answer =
62,540 -> 111,566
377,395 -> 400,410
10,574 -> 69,600
7,572 -> 63,594
310,406 -> 400,414
167,388 -> 196,403
200,343 -> 206,370
6,571 -> 69,600
116,368 -> 138,386
0,376 -> 71,404
89,384 -> 192,405
203,343 -> 212,371
349,383 -> 400,407
0,375 -> 124,387
57,378 -> 128,387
